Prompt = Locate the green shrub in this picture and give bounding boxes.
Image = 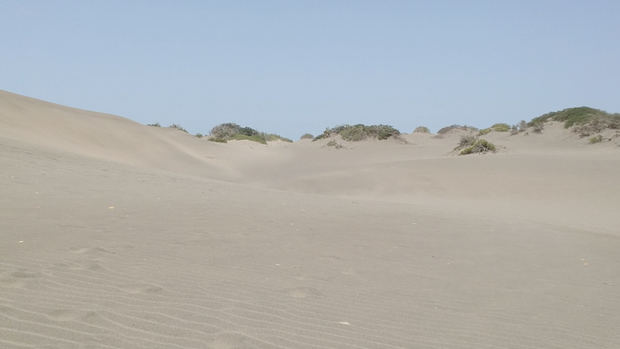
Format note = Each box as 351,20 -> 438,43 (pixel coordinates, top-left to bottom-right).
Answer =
313,124 -> 400,141
147,123 -> 161,127
300,133 -> 314,140
437,125 -> 479,134
589,135 -> 604,144
413,126 -> 430,133
211,123 -> 245,139
208,123 -> 291,144
459,139 -> 496,155
195,133 -> 203,138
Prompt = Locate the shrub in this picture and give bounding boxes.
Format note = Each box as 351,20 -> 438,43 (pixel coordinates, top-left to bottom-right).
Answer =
209,123 -> 291,144
458,135 -> 477,148
527,107 -> 620,135
459,139 -> 497,155
491,123 -> 510,132
478,128 -> 492,136
148,123 -> 161,127
211,123 -> 244,139
169,124 -> 188,133
518,120 -> 528,132
195,133 -> 203,138
413,126 -> 431,133
300,133 -> 314,140
589,135 -> 604,144
313,124 -> 400,141
437,125 -> 479,134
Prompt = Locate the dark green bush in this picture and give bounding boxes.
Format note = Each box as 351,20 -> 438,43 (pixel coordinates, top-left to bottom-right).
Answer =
300,133 -> 314,140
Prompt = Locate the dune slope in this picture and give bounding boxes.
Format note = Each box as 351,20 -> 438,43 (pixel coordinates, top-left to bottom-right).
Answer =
1,91 -> 619,348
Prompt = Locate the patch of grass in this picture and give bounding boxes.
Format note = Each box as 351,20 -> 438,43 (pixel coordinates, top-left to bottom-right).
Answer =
589,135 -> 604,144
459,139 -> 497,155
478,123 -> 510,136
478,128 -> 492,136
413,126 -> 430,133
208,137 -> 228,143
195,133 -> 203,138
491,123 -> 510,132
231,134 -> 267,144
300,133 -> 314,140
147,123 -> 161,127
264,134 -> 293,143
313,124 -> 400,141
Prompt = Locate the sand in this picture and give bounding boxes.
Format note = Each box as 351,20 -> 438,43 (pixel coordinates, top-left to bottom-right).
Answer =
1,89 -> 619,348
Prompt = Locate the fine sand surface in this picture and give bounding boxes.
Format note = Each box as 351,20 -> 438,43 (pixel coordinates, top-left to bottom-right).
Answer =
1,89 -> 619,348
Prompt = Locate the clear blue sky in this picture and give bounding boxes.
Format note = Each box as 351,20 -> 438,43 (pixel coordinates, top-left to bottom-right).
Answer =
2,1 -> 619,138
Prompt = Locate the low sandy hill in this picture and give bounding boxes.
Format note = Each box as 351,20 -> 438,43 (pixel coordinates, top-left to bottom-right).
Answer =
1,90 -> 619,348
0,90 -> 233,179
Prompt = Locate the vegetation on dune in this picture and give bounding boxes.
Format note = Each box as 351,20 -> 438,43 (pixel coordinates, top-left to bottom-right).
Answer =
300,133 -> 314,140
527,107 -> 620,136
208,123 -> 292,144
313,124 -> 400,141
326,139 -> 344,149
479,123 -> 511,135
147,122 -> 161,127
195,133 -> 203,138
437,125 -> 479,135
413,126 -> 431,134
169,124 -> 188,133
455,135 -> 496,155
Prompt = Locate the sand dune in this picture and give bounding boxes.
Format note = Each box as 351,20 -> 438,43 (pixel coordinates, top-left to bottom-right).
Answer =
1,90 -> 619,348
